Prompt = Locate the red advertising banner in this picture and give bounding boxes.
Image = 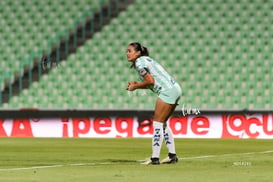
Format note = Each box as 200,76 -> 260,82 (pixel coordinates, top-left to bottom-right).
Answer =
0,114 -> 273,139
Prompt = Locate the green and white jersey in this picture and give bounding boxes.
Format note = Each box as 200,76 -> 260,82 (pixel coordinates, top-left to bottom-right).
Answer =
135,56 -> 176,94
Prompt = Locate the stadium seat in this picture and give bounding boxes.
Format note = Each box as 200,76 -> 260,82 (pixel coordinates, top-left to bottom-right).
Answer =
3,0 -> 273,109
0,0 -> 109,89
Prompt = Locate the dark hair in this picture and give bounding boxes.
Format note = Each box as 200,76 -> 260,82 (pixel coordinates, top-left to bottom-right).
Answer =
129,42 -> 149,56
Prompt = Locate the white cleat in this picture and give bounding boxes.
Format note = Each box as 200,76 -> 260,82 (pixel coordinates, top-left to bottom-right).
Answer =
160,155 -> 178,164
141,158 -> 160,165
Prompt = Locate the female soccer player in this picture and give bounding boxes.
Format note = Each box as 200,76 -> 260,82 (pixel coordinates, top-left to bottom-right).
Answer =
126,42 -> 182,165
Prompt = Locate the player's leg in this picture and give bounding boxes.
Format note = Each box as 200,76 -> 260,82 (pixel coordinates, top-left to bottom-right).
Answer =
142,97 -> 174,165
142,84 -> 181,165
163,104 -> 177,150
149,98 -> 174,164
161,103 -> 179,164
161,85 -> 181,164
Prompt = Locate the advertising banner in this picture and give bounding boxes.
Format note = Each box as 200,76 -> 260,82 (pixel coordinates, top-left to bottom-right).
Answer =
0,113 -> 273,139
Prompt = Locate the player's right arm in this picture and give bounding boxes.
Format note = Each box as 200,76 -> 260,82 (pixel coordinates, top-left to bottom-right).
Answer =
127,57 -> 154,91
127,73 -> 154,91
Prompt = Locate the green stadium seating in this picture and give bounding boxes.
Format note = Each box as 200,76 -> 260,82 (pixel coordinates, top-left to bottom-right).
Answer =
3,0 -> 273,109
0,0 -> 108,88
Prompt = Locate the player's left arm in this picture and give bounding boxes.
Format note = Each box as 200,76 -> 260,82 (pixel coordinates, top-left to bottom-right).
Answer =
127,73 -> 154,91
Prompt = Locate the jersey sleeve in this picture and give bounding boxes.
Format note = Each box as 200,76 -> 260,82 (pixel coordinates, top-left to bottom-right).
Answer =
135,57 -> 150,76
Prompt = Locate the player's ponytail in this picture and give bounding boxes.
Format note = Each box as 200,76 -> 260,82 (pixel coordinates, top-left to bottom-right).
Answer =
129,42 -> 149,56
141,46 -> 149,56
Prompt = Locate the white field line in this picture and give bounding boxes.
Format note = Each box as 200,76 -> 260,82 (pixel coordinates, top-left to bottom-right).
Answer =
137,150 -> 273,162
0,162 -> 112,172
180,150 -> 273,160
0,150 -> 272,172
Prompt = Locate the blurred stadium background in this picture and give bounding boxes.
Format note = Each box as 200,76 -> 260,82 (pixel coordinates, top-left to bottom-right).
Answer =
0,0 -> 272,110
1,2 -> 273,181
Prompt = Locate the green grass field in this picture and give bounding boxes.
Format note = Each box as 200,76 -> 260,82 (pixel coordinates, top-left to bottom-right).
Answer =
0,138 -> 272,182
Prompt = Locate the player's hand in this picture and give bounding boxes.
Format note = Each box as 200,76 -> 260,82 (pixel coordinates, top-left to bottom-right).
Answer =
126,81 -> 138,91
